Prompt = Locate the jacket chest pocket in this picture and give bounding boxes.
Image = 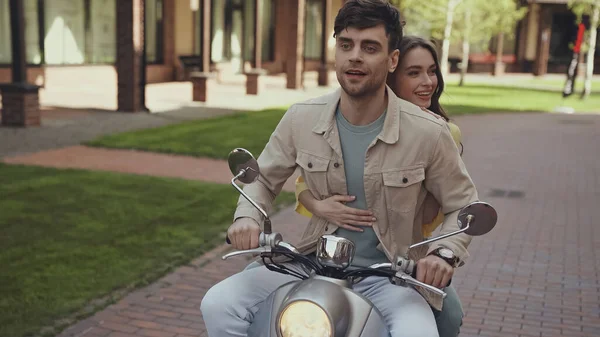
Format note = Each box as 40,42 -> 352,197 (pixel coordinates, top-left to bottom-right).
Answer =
382,167 -> 425,213
296,151 -> 331,198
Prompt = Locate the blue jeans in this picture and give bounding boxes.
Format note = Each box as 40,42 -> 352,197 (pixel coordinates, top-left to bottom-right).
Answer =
434,284 -> 464,337
242,260 -> 464,337
201,262 -> 439,337
201,261 -> 463,337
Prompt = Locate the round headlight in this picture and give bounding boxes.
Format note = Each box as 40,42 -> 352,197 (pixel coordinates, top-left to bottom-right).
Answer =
279,300 -> 332,337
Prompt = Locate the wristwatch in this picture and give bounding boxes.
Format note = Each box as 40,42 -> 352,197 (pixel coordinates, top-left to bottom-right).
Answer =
429,247 -> 459,268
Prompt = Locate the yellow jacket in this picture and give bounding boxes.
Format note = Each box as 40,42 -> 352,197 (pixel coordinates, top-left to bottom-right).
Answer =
294,121 -> 463,238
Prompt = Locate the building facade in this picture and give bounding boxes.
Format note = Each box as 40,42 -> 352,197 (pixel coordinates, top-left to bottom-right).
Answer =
1,0 -> 598,114
445,0 -> 600,75
0,0 -> 344,98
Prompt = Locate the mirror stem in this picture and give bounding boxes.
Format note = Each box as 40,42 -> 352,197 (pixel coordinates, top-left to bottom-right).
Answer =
231,170 -> 272,234
409,215 -> 474,250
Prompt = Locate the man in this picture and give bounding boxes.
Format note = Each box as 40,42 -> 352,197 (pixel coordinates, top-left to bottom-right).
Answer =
200,1 -> 478,336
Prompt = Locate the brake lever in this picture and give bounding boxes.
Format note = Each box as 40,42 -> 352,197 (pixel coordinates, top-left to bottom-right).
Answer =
395,272 -> 447,298
277,241 -> 300,254
222,246 -> 272,260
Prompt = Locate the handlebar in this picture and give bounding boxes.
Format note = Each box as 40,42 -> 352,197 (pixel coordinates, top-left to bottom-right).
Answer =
224,234 -> 448,298
365,261 -> 448,298
222,232 -> 299,260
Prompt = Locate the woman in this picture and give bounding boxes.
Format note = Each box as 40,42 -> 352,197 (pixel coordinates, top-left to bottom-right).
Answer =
294,36 -> 465,337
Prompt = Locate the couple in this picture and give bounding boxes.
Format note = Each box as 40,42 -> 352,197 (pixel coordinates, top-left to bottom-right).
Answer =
201,1 -> 478,336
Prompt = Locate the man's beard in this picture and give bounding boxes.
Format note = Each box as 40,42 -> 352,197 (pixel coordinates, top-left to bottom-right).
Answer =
337,70 -> 387,98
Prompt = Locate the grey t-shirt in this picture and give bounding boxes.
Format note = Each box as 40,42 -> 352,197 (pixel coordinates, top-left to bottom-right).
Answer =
334,106 -> 388,268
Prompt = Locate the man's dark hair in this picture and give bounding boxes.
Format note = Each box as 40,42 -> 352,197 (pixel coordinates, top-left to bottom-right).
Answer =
333,0 -> 403,53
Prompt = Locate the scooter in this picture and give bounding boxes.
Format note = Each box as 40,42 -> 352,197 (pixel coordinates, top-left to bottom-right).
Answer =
222,148 -> 498,337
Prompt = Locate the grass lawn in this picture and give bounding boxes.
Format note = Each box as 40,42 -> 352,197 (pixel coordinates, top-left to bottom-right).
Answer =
517,77 -> 600,91
86,83 -> 600,160
0,164 -> 295,337
441,83 -> 600,114
446,75 -> 600,93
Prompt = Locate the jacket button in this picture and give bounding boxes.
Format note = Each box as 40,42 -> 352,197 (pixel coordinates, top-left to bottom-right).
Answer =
325,225 -> 329,231
334,162 -> 340,168
308,162 -> 313,168
402,177 -> 408,183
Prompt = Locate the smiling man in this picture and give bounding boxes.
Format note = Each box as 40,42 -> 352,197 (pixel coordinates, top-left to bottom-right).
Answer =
200,1 -> 480,336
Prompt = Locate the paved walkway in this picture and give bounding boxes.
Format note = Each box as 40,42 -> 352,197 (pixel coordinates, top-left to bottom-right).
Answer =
2,111 -> 600,337
2,145 -> 300,193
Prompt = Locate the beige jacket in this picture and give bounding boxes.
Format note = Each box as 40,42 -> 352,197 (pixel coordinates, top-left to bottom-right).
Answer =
234,85 -> 478,272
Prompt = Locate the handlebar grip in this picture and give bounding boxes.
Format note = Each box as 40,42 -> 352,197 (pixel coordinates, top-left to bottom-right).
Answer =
411,264 -> 452,288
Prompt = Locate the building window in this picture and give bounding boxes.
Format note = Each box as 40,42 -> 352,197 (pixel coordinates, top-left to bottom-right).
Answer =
42,0 -> 116,65
146,0 -> 164,63
243,0 -> 254,62
44,0 -> 86,64
211,0 -> 225,62
0,0 -> 11,64
0,0 -> 42,65
549,12 -> 578,65
209,0 -> 275,65
304,0 -> 323,59
86,0 -> 116,64
25,0 -> 42,64
1,0 -> 166,66
261,0 -> 275,62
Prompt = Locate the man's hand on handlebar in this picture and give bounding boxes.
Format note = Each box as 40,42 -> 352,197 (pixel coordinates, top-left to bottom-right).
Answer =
415,255 -> 453,289
227,218 -> 261,250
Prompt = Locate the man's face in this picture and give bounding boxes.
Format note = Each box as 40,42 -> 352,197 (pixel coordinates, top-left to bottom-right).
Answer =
335,24 -> 398,98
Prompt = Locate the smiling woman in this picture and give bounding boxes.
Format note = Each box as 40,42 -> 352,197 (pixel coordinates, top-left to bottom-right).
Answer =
395,46 -> 439,110
388,36 -> 450,122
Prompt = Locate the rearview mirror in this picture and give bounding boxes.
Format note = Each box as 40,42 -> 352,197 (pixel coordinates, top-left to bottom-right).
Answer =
226,148 -> 272,234
410,201 -> 498,250
227,148 -> 260,184
457,201 -> 497,236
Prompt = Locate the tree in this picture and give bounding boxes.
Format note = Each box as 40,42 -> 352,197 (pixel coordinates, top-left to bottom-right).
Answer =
458,1 -> 473,86
454,0 -> 526,85
569,0 -> 600,99
398,0 -> 463,76
483,0 -> 528,76
441,0 -> 462,76
398,0 -> 526,81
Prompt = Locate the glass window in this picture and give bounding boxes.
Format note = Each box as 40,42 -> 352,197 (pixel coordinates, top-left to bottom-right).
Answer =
549,12 -> 577,64
193,0 -> 201,56
44,0 -> 86,65
211,0 -> 225,62
1,0 -> 158,66
304,0 -> 323,59
261,0 -> 275,62
209,0 -> 274,65
87,0 -> 116,64
243,0 -> 255,62
0,0 -> 11,64
0,0 -> 41,64
146,0 -> 164,63
24,0 -> 41,64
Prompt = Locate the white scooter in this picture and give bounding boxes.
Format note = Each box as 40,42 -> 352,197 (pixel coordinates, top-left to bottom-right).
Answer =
223,148 -> 498,337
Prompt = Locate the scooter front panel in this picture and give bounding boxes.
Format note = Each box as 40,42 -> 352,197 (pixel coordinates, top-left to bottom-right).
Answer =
247,276 -> 390,337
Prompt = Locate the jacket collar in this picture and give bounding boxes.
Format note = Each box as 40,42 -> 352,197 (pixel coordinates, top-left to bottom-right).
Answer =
312,85 -> 401,145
